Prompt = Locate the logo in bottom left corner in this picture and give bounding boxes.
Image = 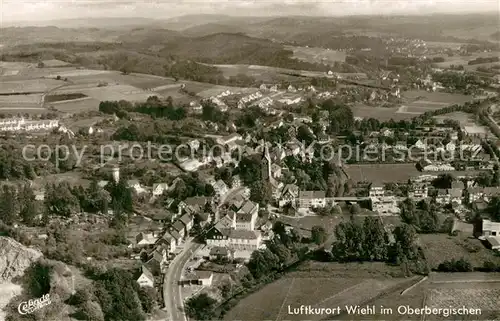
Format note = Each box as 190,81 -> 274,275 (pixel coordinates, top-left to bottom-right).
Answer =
18,294 -> 52,315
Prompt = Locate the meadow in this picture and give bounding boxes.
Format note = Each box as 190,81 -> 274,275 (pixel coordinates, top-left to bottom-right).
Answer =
224,273 -> 413,321
285,45 -> 347,64
48,97 -> 100,113
435,51 -> 500,69
352,105 -> 412,121
0,79 -> 64,94
418,233 -> 500,269
345,164 -> 421,184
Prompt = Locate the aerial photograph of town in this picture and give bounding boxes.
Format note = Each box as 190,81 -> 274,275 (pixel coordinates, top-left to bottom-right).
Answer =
0,0 -> 499,320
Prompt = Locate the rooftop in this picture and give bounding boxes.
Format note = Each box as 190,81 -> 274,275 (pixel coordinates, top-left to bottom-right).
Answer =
229,229 -> 261,240
299,190 -> 326,199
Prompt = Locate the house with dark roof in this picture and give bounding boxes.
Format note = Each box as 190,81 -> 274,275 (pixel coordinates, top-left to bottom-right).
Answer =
172,220 -> 186,238
277,184 -> 299,207
209,246 -> 232,261
179,196 -> 210,215
145,248 -> 167,275
156,232 -> 177,253
435,188 -> 463,205
179,214 -> 194,233
205,225 -> 230,247
235,212 -> 256,231
238,200 -> 259,216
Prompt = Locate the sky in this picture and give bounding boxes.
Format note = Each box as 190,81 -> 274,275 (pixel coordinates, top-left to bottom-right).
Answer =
1,0 -> 499,25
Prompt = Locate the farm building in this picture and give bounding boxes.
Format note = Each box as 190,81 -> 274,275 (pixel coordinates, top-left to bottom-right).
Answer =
179,271 -> 213,286
485,236 -> 500,250
474,219 -> 500,240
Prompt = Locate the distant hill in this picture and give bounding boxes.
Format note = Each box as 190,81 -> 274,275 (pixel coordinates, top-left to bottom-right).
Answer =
159,14 -> 238,31
182,23 -> 249,37
116,28 -> 186,46
160,32 -> 282,62
0,27 -> 122,45
4,17 -> 158,29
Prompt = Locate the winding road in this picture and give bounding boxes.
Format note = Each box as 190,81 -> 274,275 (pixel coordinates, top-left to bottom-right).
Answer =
162,186 -> 244,321
163,239 -> 201,321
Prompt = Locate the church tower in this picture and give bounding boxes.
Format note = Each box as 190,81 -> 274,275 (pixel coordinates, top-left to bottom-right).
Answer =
261,144 -> 272,181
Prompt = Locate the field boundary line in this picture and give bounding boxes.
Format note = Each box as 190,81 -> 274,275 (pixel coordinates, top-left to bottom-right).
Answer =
313,280 -> 366,307
431,279 -> 500,284
401,276 -> 427,295
274,277 -> 295,321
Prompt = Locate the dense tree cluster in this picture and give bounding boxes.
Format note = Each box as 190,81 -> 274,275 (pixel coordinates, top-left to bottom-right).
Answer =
432,71 -> 487,93
99,97 -> 186,121
93,268 -> 149,321
167,173 -> 215,201
332,217 -> 389,262
399,199 -> 440,233
185,293 -> 218,321
247,221 -> 303,279
0,184 -> 38,226
468,56 -> 499,65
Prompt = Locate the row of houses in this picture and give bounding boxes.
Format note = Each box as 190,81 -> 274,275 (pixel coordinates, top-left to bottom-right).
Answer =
0,119 -> 59,131
407,178 -> 500,205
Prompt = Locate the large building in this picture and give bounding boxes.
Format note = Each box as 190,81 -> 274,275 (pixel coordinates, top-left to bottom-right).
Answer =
298,191 -> 327,208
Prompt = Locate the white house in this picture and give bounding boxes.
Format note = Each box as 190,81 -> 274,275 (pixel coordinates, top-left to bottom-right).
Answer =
229,230 -> 262,251
136,232 -> 158,246
298,191 -> 327,208
467,187 -> 500,203
127,180 -> 147,194
152,183 -> 169,196
212,180 -> 228,198
369,185 -> 385,198
136,266 -> 155,288
476,219 -> 500,240
408,183 -> 428,200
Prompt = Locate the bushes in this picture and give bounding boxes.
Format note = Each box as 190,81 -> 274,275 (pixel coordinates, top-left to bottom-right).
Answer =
436,258 -> 473,272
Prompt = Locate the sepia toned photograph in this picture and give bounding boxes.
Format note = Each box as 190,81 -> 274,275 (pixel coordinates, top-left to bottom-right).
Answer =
0,1 -> 499,320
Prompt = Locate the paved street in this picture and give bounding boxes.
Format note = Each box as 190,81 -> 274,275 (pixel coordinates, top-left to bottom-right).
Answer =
163,240 -> 201,321
162,186 -> 245,321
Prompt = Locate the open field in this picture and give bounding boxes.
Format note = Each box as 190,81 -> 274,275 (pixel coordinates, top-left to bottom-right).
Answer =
345,164 -> 486,184
285,45 -> 347,64
0,79 -> 64,94
435,51 -> 500,69
0,94 -> 43,104
225,275 -> 411,321
46,69 -> 114,78
0,61 -> 35,76
433,111 -> 478,126
402,90 -> 471,104
352,105 -> 412,121
225,261 -> 415,321
354,90 -> 473,120
279,215 -> 345,239
0,107 -> 48,115
48,97 -> 101,113
347,272 -> 500,320
45,93 -> 87,103
52,84 -> 157,103
345,164 -> 421,184
419,233 -> 500,269
41,59 -> 72,67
